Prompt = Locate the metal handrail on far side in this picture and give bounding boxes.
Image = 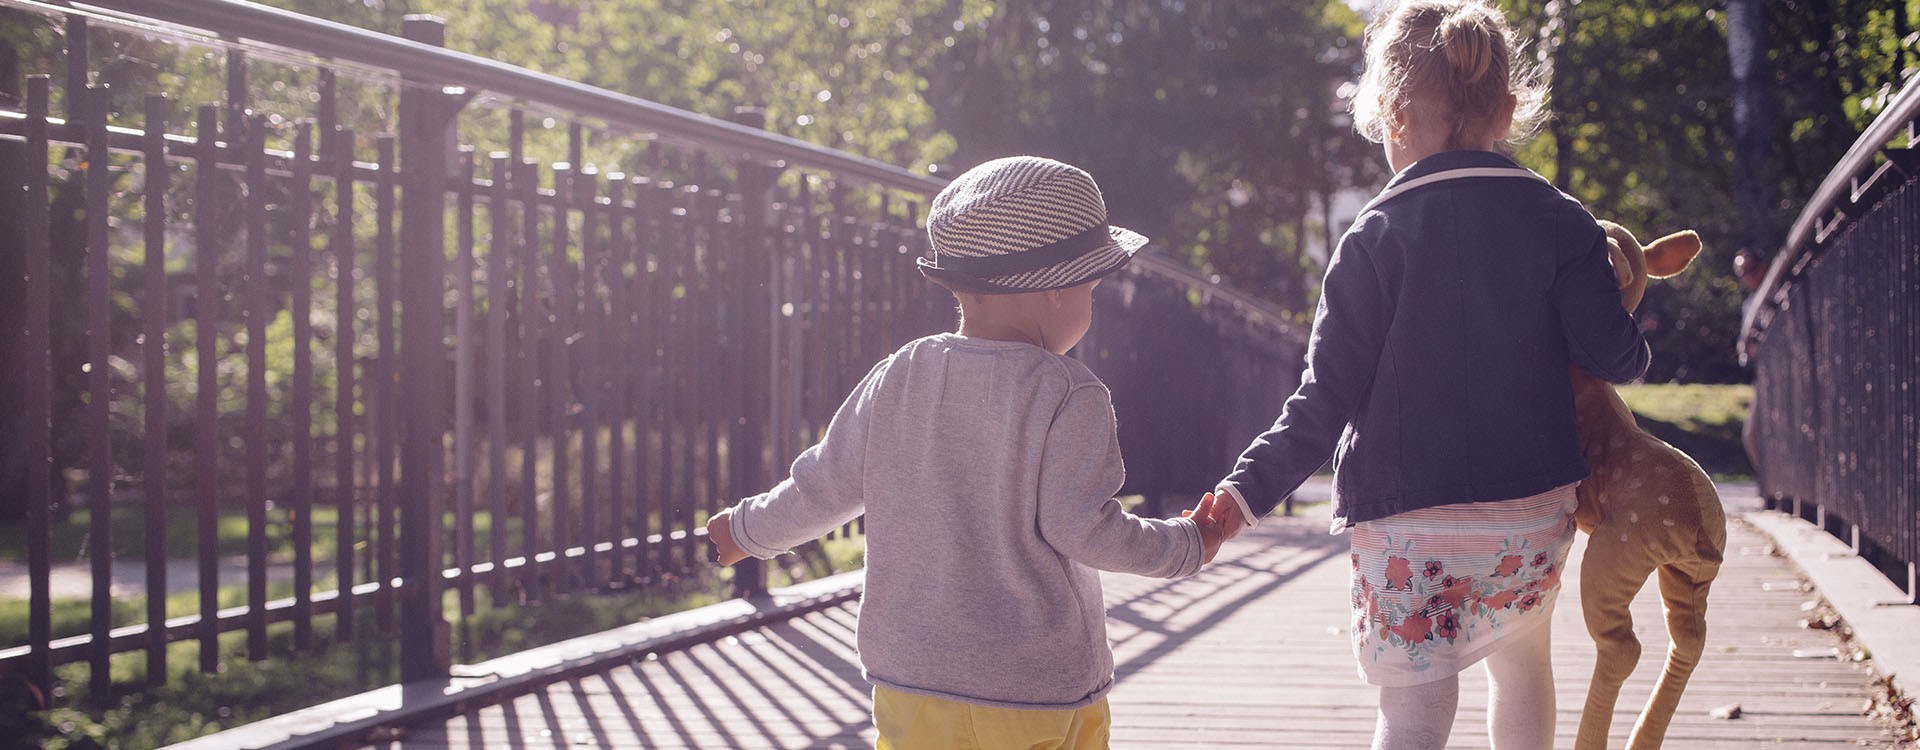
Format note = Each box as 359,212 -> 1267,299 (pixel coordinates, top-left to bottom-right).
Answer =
71,0 -> 946,196
1740,77 -> 1920,358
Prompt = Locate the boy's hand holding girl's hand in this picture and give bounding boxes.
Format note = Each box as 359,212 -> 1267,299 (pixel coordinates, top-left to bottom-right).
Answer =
1183,492 -> 1243,564
706,509 -> 751,566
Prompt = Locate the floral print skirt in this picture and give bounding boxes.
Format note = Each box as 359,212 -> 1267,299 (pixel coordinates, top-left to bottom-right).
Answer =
1348,482 -> 1579,687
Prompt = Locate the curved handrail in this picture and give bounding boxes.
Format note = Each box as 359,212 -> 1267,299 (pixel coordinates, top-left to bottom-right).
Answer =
1741,76 -> 1920,357
70,0 -> 1305,349
74,0 -> 946,195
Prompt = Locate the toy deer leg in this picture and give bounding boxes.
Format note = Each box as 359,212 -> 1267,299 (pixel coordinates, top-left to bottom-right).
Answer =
1624,560 -> 1718,750
1574,542 -> 1655,750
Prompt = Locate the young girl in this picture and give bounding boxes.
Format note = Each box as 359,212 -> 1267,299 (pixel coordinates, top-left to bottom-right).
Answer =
1200,1 -> 1649,747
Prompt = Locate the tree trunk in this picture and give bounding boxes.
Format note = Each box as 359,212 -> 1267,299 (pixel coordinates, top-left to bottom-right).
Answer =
1545,0 -> 1577,191
1727,0 -> 1781,255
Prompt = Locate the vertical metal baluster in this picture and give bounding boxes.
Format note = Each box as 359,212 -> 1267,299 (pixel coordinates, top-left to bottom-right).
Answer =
695,178 -> 720,572
722,184 -> 746,538
658,176 -> 685,574
454,145 -> 477,619
486,152 -> 511,603
676,179 -> 701,572
193,103 -> 221,674
141,94 -> 171,685
316,69 -> 335,159
290,122 -> 316,652
777,189 -> 802,472
332,126 -> 358,642
579,165 -> 602,587
605,173 -> 628,581
82,83 -> 113,699
516,157 -> 541,601
244,112 -> 269,661
876,195 -> 895,352
374,134 -> 397,632
632,174 -> 659,582
550,160 -> 575,591
699,177 -> 724,555
63,15 -> 86,118
224,49 -> 246,153
24,74 -> 54,697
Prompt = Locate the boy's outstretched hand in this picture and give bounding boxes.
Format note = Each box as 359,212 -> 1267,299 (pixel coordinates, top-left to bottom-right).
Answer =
706,509 -> 751,566
1183,492 -> 1233,564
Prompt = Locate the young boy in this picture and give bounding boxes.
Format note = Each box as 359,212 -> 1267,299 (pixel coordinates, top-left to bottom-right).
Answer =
706,155 -> 1231,748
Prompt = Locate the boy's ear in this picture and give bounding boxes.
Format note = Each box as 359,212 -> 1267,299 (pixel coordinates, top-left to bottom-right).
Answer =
1644,231 -> 1703,279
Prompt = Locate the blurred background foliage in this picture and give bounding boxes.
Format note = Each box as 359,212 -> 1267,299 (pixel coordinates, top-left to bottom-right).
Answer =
3,0 -> 1909,395
252,0 -> 1916,383
2,0 -> 1915,523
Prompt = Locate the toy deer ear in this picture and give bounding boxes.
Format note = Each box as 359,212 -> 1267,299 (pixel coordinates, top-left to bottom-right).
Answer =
1645,231 -> 1702,279
1606,237 -> 1634,290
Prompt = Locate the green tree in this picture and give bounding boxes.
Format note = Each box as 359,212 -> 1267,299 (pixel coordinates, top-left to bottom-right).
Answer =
1501,0 -> 1918,382
930,0 -> 1379,317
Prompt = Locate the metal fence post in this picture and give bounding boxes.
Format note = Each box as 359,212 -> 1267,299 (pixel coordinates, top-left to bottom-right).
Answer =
399,14 -> 457,682
730,106 -> 780,598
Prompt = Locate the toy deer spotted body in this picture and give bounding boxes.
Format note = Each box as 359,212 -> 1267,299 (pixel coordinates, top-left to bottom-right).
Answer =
1572,222 -> 1728,750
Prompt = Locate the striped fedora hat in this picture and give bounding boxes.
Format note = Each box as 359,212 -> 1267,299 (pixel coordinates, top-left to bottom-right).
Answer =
918,156 -> 1148,294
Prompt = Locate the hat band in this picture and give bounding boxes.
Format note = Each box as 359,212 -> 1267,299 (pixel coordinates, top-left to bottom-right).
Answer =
929,225 -> 1109,278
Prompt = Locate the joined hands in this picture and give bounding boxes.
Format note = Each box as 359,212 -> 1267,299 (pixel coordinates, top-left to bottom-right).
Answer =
1184,491 -> 1247,564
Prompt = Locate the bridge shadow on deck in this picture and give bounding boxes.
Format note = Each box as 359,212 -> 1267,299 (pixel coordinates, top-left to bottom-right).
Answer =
363,517 -> 1343,749
365,487 -> 1907,749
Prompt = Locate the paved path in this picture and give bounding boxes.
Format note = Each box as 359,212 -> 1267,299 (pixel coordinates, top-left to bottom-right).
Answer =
356,482 -> 1913,748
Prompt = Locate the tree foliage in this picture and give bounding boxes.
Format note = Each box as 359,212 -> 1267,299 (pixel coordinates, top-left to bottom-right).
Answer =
931,0 -> 1379,316
1501,0 -> 1918,382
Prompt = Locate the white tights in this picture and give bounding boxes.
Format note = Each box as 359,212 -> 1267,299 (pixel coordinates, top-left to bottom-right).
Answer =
1372,623 -> 1557,750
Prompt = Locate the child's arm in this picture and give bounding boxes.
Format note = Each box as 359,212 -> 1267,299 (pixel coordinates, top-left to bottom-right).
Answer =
710,358 -> 890,561
1553,214 -> 1650,383
1216,229 -> 1386,526
1036,384 -> 1206,579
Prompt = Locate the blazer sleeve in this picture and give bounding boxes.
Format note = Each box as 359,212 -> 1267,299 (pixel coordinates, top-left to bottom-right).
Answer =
1552,212 -> 1651,384
1219,225 -> 1390,521
728,357 -> 890,559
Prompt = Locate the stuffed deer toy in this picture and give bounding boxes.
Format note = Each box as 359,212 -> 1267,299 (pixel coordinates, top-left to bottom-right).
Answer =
1571,221 -> 1728,750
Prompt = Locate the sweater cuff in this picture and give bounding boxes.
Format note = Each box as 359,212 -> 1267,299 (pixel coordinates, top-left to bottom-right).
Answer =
728,495 -> 790,560
1172,516 -> 1205,578
1216,483 -> 1260,529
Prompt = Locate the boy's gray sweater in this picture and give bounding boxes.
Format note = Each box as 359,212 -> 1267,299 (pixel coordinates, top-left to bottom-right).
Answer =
728,333 -> 1205,710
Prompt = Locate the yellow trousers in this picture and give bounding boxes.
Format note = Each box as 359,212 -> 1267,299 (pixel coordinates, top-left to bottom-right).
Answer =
872,685 -> 1111,750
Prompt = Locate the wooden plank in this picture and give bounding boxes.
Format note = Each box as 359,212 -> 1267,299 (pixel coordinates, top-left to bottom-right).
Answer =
374,496 -> 1909,748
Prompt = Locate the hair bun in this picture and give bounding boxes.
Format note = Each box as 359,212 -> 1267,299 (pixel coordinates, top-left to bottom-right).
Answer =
1438,13 -> 1494,84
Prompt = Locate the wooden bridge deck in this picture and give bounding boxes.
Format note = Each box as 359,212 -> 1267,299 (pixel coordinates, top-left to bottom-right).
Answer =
365,486 -> 1909,748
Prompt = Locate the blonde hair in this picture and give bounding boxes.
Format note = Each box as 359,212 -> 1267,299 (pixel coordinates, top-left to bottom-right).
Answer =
1351,0 -> 1546,148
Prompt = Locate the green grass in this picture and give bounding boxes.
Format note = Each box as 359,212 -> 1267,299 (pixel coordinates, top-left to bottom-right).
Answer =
0,575 -> 331,646
1614,382 -> 1755,479
0,504 -> 337,565
1615,382 -> 1753,434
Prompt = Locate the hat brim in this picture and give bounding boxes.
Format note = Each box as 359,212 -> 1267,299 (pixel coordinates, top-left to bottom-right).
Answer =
919,225 -> 1148,294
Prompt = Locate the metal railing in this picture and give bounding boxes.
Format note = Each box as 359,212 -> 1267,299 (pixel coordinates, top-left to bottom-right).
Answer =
0,0 -> 1306,707
1739,76 -> 1920,604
